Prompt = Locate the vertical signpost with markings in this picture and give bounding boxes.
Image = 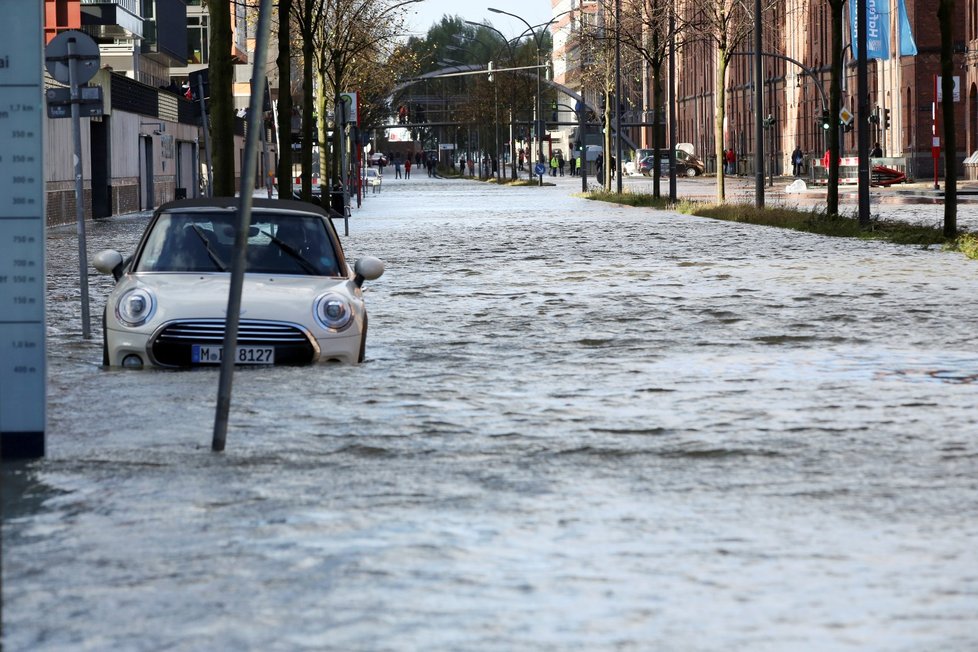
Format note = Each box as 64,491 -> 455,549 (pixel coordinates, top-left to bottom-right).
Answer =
0,4 -> 45,458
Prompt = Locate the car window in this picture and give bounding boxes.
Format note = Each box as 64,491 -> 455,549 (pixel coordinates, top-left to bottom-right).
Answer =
135,211 -> 341,276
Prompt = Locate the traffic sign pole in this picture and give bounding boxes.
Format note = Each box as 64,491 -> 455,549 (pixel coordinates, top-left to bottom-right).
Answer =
68,37 -> 91,339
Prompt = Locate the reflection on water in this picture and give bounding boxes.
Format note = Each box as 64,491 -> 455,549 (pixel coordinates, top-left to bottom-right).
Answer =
4,181 -> 978,650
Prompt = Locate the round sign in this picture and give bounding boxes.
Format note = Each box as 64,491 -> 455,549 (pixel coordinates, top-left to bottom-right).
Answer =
45,30 -> 100,85
534,163 -> 547,176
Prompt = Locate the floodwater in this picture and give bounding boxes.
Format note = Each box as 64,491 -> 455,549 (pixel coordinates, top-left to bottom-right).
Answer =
3,176 -> 978,650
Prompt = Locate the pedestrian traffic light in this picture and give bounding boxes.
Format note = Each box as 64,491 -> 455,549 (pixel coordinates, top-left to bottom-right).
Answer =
883,108 -> 891,130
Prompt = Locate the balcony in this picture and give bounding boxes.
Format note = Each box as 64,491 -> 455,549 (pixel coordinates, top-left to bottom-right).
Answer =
80,0 -> 143,40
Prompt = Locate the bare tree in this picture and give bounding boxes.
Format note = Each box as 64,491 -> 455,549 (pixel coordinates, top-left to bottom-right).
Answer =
276,0 -> 294,199
206,0 -> 235,196
313,0 -> 422,190
825,0 -> 844,216
680,0 -> 759,202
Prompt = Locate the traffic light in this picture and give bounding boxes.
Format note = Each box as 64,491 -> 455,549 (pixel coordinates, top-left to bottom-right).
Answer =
883,108 -> 891,130
762,114 -> 775,129
551,100 -> 558,122
821,110 -> 831,130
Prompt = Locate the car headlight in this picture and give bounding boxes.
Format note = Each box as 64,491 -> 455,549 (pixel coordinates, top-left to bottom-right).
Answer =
314,293 -> 354,331
116,288 -> 156,327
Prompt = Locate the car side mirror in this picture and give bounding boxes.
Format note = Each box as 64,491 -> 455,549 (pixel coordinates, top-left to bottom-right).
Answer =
93,249 -> 125,281
354,256 -> 385,287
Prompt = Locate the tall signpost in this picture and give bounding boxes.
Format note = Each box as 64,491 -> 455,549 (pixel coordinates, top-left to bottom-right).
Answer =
1,4 -> 46,458
45,30 -> 101,340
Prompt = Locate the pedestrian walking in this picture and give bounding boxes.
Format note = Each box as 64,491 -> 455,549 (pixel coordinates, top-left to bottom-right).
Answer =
870,142 -> 883,158
394,156 -> 402,179
596,153 -> 604,179
550,154 -> 559,177
404,158 -> 411,179
558,152 -> 565,176
790,146 -> 803,176
725,148 -> 736,175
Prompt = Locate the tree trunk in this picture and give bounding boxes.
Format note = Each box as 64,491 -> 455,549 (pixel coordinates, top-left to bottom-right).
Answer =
827,0 -> 844,216
316,65 -> 331,202
651,30 -> 662,199
939,0 -> 957,237
206,0 -> 234,196
300,14 -> 314,201
276,0 -> 293,199
715,52 -> 728,203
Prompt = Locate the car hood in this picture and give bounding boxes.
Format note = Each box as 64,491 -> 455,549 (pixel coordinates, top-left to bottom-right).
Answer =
122,272 -> 358,324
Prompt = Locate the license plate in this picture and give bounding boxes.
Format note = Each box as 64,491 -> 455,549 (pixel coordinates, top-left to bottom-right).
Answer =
191,345 -> 275,365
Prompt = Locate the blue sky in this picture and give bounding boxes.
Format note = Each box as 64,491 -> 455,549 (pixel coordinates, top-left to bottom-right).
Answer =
403,0 -> 553,39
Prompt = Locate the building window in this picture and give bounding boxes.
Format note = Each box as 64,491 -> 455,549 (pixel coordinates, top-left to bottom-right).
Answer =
188,15 -> 208,64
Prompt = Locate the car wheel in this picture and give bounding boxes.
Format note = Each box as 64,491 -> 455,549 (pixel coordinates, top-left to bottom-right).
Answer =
101,311 -> 109,367
358,312 -> 368,363
686,167 -> 698,177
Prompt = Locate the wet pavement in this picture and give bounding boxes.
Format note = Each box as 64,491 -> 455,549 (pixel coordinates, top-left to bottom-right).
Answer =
3,175 -> 978,650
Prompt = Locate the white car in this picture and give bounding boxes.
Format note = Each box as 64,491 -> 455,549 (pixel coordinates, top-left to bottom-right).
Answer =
93,198 -> 384,368
363,167 -> 382,192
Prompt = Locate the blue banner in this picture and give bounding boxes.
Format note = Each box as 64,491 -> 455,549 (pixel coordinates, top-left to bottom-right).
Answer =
850,0 -> 890,60
898,0 -> 918,56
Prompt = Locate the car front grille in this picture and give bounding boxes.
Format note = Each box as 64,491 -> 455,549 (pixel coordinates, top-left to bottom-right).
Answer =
150,319 -> 316,367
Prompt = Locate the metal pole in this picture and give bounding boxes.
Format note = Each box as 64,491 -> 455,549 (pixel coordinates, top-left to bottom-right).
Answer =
614,0 -> 623,195
212,0 -> 273,452
578,99 -> 588,192
537,41 -> 543,186
857,0 -> 870,226
753,0 -> 765,207
68,38 -> 91,339
668,11 -> 677,202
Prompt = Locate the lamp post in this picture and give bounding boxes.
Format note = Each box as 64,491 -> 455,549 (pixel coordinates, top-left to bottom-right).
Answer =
488,8 -> 547,186
463,22 -> 519,180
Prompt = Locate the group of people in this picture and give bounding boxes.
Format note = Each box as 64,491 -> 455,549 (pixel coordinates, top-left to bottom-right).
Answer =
369,151 -> 441,180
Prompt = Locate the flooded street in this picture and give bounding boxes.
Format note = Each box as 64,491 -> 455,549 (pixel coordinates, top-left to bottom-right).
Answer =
4,176 -> 978,650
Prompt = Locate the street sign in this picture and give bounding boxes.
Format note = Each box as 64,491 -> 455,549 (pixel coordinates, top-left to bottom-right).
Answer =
45,86 -> 103,119
534,162 -> 546,176
44,30 -> 99,85
839,107 -> 853,125
1,0 -> 45,457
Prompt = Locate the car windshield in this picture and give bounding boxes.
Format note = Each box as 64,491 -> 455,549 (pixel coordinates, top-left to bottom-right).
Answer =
135,211 -> 341,276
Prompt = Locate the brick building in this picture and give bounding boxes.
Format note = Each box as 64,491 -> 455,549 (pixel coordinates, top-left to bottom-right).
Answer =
674,0 -> 968,180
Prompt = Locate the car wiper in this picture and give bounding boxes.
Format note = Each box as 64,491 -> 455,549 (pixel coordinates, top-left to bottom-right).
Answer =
259,229 -> 319,275
190,224 -> 229,271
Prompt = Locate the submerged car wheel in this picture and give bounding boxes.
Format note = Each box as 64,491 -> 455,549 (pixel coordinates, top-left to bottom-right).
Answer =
358,312 -> 368,363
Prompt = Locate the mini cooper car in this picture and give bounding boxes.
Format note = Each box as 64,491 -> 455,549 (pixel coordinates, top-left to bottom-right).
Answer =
93,198 -> 384,369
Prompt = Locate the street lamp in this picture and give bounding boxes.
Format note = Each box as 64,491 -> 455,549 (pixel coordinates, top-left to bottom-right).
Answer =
464,21 -> 519,180
488,7 -> 546,186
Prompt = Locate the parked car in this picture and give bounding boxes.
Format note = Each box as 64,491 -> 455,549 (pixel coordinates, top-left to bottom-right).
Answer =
368,153 -> 388,166
93,198 -> 385,368
362,167 -> 382,192
638,149 -> 705,177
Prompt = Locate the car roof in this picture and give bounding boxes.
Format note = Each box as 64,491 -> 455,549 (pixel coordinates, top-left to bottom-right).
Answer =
155,197 -> 333,220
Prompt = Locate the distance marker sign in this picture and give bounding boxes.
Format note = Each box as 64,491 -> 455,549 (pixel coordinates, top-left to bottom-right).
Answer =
0,3 -> 45,458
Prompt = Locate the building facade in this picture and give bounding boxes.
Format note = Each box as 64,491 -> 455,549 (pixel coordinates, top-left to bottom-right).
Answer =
674,0 -> 968,180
